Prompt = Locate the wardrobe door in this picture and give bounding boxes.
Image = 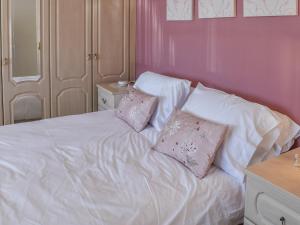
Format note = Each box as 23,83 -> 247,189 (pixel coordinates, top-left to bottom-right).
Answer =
1,0 -> 50,125
0,64 -> 3,125
92,0 -> 130,110
50,0 -> 92,117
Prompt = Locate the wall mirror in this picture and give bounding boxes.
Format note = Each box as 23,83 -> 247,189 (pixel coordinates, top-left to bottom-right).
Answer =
11,0 -> 41,82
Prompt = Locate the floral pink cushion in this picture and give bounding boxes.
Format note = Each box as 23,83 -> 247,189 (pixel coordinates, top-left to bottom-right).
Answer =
153,110 -> 227,179
116,87 -> 158,132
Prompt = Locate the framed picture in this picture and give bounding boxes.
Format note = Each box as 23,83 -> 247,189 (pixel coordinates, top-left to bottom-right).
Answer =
198,0 -> 236,19
244,0 -> 298,17
167,0 -> 193,21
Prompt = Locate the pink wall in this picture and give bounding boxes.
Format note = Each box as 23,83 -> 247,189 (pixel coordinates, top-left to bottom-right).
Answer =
136,0 -> 300,129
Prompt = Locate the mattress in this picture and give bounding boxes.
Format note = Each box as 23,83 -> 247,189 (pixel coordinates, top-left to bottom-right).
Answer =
0,110 -> 244,225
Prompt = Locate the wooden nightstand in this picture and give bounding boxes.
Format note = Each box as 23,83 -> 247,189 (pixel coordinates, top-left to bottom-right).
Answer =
96,83 -> 129,111
244,148 -> 300,225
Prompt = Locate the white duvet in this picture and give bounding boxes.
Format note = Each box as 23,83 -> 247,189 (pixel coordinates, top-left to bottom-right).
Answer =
0,111 -> 244,225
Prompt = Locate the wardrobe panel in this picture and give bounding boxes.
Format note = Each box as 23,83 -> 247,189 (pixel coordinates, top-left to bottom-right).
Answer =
0,59 -> 3,126
1,0 -> 50,125
97,0 -> 126,76
93,0 -> 130,109
56,0 -> 87,80
56,88 -> 88,117
12,94 -> 43,123
50,0 -> 92,117
129,0 -> 136,81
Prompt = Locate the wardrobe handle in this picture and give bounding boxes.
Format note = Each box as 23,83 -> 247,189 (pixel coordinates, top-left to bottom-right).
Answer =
94,53 -> 99,60
88,54 -> 93,60
3,58 -> 9,65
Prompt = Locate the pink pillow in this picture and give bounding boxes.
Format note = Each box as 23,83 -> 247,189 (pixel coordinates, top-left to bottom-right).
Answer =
116,87 -> 158,132
153,110 -> 227,179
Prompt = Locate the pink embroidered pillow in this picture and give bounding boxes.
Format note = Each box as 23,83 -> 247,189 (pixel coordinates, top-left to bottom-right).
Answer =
153,110 -> 227,179
116,87 -> 158,132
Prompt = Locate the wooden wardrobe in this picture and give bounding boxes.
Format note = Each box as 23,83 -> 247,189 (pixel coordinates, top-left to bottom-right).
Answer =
0,0 -> 136,125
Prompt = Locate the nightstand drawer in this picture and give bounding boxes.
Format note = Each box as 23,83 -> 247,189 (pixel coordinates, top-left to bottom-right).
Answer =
245,175 -> 300,225
98,87 -> 114,109
97,83 -> 129,111
98,104 -> 111,111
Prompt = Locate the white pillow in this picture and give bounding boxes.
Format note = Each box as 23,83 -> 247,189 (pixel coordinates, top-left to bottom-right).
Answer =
182,83 -> 279,182
250,111 -> 300,164
271,111 -> 300,154
134,71 -> 191,131
189,84 -> 287,166
248,128 -> 280,165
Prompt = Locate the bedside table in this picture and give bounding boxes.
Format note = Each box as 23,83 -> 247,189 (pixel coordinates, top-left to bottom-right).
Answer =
244,148 -> 300,225
96,83 -> 129,111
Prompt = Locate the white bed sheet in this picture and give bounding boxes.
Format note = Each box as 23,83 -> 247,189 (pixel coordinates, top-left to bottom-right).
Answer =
140,125 -> 161,145
0,110 -> 244,225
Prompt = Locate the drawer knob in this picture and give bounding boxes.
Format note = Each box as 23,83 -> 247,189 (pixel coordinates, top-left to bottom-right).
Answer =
3,58 -> 9,65
280,216 -> 286,225
102,98 -> 107,104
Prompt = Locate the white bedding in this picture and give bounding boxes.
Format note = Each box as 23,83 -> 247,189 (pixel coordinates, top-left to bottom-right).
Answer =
0,110 -> 244,225
140,125 -> 160,145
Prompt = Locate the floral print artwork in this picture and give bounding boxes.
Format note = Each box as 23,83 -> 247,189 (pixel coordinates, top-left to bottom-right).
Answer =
244,0 -> 298,17
167,0 -> 193,21
153,110 -> 227,179
199,0 -> 236,18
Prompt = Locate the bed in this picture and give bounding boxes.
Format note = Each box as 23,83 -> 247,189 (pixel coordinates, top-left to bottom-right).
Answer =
2,71 -> 299,225
0,110 -> 244,225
